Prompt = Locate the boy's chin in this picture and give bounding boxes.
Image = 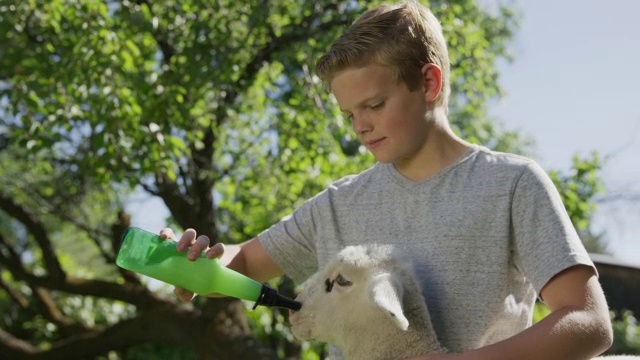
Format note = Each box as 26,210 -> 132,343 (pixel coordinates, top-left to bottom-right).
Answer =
369,147 -> 402,164
371,154 -> 396,164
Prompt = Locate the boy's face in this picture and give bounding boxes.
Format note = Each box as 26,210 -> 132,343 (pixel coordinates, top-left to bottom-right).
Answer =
331,64 -> 433,166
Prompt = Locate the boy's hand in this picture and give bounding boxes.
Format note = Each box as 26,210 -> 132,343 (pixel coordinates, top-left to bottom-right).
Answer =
159,227 -> 225,302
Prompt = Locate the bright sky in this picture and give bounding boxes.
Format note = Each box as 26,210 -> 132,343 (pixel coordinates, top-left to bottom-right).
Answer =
130,0 -> 640,264
480,0 -> 640,263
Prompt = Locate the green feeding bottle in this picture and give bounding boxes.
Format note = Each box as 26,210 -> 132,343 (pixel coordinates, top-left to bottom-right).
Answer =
116,227 -> 301,311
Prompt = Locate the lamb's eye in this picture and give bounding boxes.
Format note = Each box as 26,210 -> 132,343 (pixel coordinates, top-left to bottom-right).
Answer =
325,278 -> 334,292
335,274 -> 352,287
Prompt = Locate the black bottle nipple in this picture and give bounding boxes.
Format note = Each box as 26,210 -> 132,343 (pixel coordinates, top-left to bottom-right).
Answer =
252,284 -> 302,311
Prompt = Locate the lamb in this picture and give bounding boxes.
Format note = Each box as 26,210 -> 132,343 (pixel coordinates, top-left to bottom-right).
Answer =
289,244 -> 446,360
288,244 -> 639,360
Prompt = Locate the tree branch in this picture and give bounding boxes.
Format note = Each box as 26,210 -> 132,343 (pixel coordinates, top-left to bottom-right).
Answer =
0,301 -> 279,360
224,9 -> 350,112
126,0 -> 174,65
596,192 -> 640,204
0,276 -> 29,309
45,275 -> 166,310
0,232 -> 32,279
0,233 -> 163,310
32,286 -> 96,336
0,265 -> 92,337
0,327 -> 37,358
154,173 -> 194,227
12,181 -> 116,263
0,313 -> 161,360
0,193 -> 66,280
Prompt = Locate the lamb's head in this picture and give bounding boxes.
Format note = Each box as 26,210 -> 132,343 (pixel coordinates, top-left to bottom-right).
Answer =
289,245 -> 412,344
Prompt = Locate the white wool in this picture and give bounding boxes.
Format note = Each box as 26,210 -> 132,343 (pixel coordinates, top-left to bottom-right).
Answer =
289,244 -> 445,360
289,244 -> 638,360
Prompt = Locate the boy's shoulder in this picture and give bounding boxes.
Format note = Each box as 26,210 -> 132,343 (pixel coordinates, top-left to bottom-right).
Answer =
474,145 -> 537,167
470,146 -> 552,189
327,164 -> 382,190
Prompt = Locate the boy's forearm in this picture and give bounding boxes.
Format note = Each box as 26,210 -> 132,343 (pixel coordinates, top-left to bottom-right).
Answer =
413,306 -> 612,360
223,238 -> 284,283
218,243 -> 244,272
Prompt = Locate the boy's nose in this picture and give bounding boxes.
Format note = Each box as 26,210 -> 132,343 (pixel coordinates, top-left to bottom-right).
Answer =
352,115 -> 371,135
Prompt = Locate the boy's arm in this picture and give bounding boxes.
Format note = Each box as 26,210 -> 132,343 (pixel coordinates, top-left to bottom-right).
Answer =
413,265 -> 613,360
224,237 -> 285,283
161,228 -> 284,302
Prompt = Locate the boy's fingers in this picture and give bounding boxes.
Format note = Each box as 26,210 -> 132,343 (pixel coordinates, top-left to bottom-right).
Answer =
159,228 -> 175,240
187,235 -> 210,260
177,228 -> 197,251
206,242 -> 225,259
158,227 -> 207,302
174,287 -> 195,302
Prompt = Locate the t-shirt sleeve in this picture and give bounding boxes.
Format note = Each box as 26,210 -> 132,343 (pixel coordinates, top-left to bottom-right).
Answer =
257,193 -> 324,284
511,161 -> 595,295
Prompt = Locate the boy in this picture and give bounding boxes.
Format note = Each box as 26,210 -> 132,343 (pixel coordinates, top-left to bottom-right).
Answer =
162,1 -> 613,359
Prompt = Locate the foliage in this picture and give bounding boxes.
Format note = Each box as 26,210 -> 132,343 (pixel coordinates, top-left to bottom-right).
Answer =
610,310 -> 640,355
0,0 -> 612,359
120,343 -> 198,360
549,152 -> 604,231
534,303 -> 640,356
0,0 -> 525,237
532,301 -> 552,323
549,152 -> 609,253
245,303 -> 327,360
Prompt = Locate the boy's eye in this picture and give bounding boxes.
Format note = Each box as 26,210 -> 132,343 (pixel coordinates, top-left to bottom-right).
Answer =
345,114 -> 354,122
370,102 -> 384,110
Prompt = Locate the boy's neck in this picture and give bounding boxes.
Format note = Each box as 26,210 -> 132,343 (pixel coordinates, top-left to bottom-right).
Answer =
393,110 -> 471,182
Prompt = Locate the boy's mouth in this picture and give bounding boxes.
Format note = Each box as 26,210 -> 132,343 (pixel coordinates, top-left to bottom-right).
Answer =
365,138 -> 385,149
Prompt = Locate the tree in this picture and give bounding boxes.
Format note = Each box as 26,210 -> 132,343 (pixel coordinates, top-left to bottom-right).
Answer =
549,153 -> 609,254
0,0 -> 523,358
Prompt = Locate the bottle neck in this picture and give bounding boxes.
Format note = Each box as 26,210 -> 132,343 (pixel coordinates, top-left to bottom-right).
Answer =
252,284 -> 301,311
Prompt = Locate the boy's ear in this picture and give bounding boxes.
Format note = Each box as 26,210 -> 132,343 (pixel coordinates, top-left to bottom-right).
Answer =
421,63 -> 442,102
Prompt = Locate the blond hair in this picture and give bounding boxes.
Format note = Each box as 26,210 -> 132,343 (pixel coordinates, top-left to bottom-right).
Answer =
316,1 -> 451,111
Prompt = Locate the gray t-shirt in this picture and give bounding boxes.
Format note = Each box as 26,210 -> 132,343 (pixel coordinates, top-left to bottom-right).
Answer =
259,144 -> 594,356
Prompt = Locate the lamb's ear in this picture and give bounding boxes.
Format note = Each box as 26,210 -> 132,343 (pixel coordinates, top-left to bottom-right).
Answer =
369,276 -> 409,331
